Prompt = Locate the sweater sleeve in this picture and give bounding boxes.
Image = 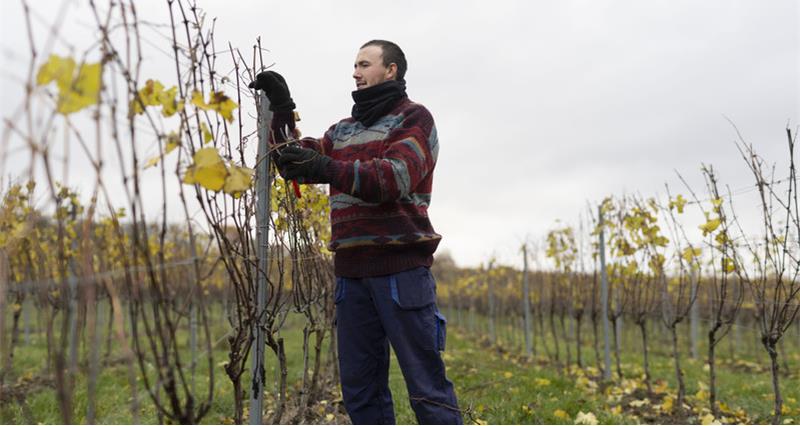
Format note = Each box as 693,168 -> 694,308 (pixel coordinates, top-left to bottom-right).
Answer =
293,122 -> 337,154
326,106 -> 438,203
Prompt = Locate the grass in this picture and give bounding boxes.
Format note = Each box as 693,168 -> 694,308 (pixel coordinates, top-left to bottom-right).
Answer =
0,304 -> 341,424
432,308 -> 800,424
2,302 -> 800,424
388,327 -> 632,424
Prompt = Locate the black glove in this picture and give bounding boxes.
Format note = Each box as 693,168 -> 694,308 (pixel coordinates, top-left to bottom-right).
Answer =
276,146 -> 332,183
248,70 -> 296,112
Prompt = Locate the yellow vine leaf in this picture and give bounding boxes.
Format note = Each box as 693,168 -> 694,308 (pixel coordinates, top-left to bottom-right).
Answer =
223,165 -> 254,199
651,235 -> 669,247
130,79 -> 183,117
139,79 -> 165,108
648,253 -> 665,273
0,221 -> 30,249
183,147 -> 227,191
158,85 -> 183,117
36,54 -> 75,87
165,132 -> 181,154
208,91 -> 237,122
600,197 -> 613,214
721,257 -> 736,273
183,147 -> 254,197
699,218 -> 721,236
201,122 -> 213,144
37,55 -> 102,114
191,90 -> 207,109
701,413 -> 721,425
711,197 -> 724,209
669,194 -> 687,214
575,411 -> 598,425
681,247 -> 702,263
144,156 -> 160,169
661,396 -> 674,413
553,409 -> 570,421
614,239 -> 635,257
575,375 -> 597,390
144,132 -> 181,169
59,62 -> 102,114
191,90 -> 237,123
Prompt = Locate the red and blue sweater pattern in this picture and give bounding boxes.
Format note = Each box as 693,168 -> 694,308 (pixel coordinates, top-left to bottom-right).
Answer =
300,97 -> 441,277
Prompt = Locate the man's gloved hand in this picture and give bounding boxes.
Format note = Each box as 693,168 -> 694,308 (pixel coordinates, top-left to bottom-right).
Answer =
249,71 -> 297,144
248,70 -> 296,112
276,146 -> 332,183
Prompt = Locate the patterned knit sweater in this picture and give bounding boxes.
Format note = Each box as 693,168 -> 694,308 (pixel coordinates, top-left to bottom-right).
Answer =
297,97 -> 441,277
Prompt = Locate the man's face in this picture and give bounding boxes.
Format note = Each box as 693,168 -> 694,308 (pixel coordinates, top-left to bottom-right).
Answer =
353,45 -> 396,90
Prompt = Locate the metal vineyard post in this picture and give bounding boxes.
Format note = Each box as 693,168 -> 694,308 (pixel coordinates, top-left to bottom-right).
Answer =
598,205 -> 612,381
488,261 -> 496,344
249,92 -> 272,424
690,273 -> 699,359
522,244 -> 532,357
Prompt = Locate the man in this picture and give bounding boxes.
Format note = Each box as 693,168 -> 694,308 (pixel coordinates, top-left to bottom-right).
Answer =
249,40 -> 462,424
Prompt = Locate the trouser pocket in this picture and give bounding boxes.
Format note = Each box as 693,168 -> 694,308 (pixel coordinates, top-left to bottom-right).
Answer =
388,267 -> 436,309
387,267 -> 438,351
435,311 -> 447,352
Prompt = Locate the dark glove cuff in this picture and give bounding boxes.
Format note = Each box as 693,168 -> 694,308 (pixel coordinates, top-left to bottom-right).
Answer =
271,110 -> 295,131
269,99 -> 296,113
271,112 -> 299,146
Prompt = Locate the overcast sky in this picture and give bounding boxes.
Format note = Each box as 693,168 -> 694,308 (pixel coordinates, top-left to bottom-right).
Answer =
1,0 -> 798,269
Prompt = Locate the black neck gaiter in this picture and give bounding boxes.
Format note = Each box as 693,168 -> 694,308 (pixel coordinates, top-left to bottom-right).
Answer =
351,80 -> 407,127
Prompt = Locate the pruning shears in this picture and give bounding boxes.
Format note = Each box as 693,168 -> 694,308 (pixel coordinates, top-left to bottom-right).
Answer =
290,180 -> 301,198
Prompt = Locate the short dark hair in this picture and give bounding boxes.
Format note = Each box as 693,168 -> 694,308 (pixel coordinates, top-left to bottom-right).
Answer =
361,39 -> 407,81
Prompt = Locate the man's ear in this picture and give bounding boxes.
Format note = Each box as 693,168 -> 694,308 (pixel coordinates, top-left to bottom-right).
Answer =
386,63 -> 398,80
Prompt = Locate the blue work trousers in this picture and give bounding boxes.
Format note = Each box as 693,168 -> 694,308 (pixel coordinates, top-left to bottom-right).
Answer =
335,266 -> 462,425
